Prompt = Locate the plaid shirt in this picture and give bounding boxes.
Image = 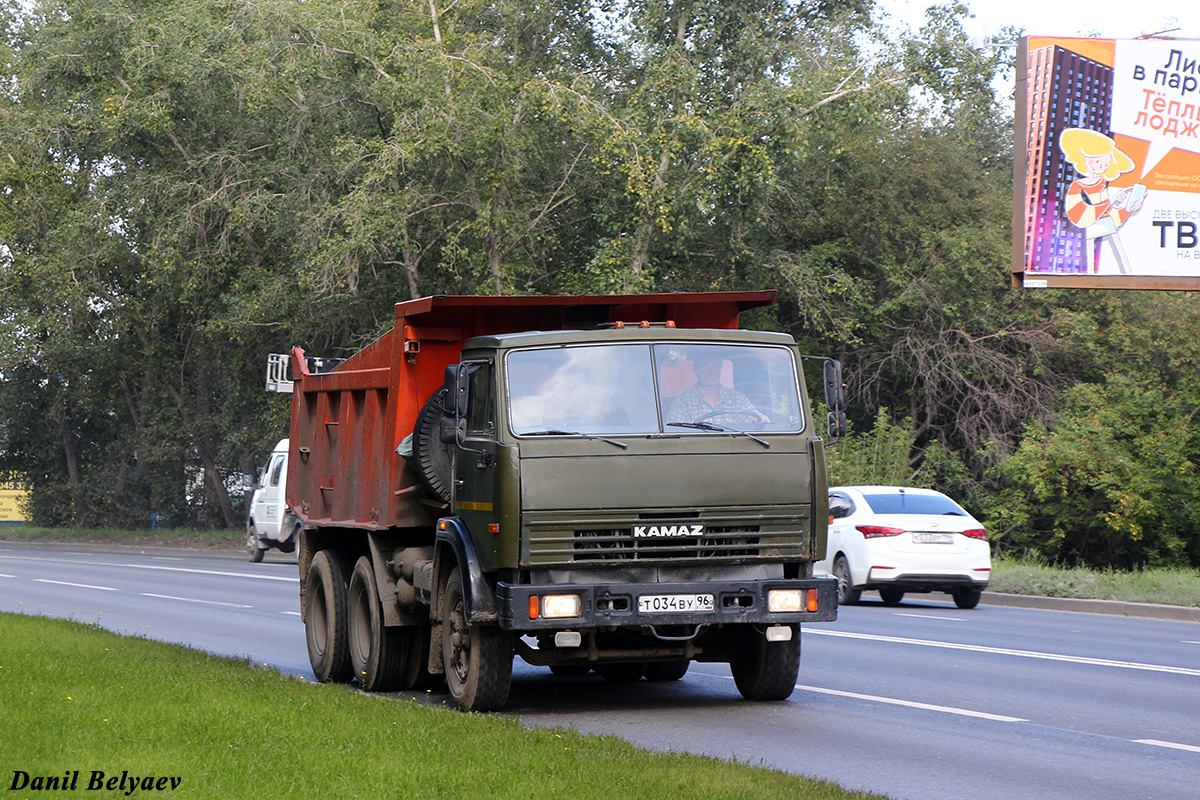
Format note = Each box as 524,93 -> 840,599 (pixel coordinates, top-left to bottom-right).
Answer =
666,386 -> 760,424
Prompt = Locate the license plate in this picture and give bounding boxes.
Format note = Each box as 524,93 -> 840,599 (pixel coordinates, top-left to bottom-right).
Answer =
637,594 -> 715,614
913,532 -> 953,544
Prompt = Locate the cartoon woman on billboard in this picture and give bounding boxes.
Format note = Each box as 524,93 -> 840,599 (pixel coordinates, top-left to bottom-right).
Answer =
1060,128 -> 1147,274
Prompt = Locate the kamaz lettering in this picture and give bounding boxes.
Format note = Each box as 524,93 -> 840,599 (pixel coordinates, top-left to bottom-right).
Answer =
632,524 -> 706,538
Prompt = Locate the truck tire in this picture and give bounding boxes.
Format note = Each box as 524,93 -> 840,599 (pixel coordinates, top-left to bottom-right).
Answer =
246,524 -> 265,563
305,549 -> 354,683
402,623 -> 445,690
412,387 -> 453,504
442,567 -> 512,711
348,556 -> 408,691
644,660 -> 690,681
730,624 -> 800,702
596,662 -> 646,682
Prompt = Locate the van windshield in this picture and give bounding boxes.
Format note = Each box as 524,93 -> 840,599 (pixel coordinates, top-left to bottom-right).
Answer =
505,343 -> 802,436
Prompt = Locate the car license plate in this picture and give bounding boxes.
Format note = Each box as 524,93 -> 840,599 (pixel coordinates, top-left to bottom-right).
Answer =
913,532 -> 953,544
637,594 -> 715,614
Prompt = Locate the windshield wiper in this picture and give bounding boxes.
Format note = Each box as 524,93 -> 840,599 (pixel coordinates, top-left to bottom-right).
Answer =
523,429 -> 628,449
667,422 -> 769,448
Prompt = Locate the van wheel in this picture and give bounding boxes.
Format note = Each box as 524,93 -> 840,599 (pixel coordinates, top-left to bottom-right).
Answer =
348,556 -> 408,691
730,624 -> 799,701
442,567 -> 512,711
246,525 -> 265,563
305,549 -> 353,683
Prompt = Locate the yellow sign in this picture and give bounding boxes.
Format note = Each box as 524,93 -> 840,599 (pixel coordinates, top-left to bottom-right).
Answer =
0,474 -> 30,523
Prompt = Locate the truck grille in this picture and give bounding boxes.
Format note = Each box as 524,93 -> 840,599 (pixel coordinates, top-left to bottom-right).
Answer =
522,508 -> 809,567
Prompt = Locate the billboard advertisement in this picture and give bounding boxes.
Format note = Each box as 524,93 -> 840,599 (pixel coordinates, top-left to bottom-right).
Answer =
1014,36 -> 1200,289
0,473 -> 29,524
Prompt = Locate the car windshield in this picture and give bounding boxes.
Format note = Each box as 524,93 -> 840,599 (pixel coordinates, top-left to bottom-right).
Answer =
861,492 -> 968,516
505,343 -> 802,436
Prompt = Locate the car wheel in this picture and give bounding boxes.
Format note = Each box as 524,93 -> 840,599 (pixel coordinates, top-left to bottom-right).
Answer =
305,549 -> 354,683
953,588 -> 983,609
833,556 -> 861,605
246,525 -> 265,563
879,589 -> 905,606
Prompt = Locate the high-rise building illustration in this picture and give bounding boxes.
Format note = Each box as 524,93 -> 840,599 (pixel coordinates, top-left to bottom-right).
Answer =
1023,45 -> 1114,273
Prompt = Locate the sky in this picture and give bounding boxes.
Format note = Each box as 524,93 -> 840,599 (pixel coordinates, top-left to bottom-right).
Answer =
882,0 -> 1200,43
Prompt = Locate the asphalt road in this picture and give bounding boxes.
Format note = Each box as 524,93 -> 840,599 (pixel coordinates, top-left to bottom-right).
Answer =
2,542 -> 1198,800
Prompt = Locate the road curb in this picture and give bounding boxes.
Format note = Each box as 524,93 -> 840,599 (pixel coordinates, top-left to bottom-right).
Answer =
983,591 -> 1200,623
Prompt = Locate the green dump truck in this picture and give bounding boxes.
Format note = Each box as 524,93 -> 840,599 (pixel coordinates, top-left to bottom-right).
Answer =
286,291 -> 842,711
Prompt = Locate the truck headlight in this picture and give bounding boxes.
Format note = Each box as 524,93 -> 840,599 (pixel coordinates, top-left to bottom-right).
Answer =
540,594 -> 582,619
767,589 -> 803,613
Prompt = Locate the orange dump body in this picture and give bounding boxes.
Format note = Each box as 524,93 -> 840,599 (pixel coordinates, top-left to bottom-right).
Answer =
286,291 -> 776,531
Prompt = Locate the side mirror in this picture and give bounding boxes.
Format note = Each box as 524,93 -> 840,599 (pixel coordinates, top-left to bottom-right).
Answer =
441,366 -> 461,415
823,359 -> 846,414
827,411 -> 847,439
438,416 -> 458,444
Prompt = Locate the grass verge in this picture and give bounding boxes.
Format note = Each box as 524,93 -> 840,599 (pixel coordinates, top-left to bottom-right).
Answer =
989,558 -> 1200,607
0,612 -> 886,800
0,524 -> 240,550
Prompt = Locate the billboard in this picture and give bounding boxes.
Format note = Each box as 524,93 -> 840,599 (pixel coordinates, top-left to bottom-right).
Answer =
0,473 -> 29,524
1014,36 -> 1200,289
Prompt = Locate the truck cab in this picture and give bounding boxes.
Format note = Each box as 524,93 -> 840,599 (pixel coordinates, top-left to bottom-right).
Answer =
246,438 -> 300,562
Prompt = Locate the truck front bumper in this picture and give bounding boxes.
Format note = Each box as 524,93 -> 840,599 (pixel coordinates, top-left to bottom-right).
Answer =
496,577 -> 838,631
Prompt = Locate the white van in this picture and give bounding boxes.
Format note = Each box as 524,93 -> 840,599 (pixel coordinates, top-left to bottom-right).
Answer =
246,438 -> 300,562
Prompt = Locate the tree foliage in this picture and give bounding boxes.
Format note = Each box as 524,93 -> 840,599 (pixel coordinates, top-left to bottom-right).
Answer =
1,0 -> 1198,569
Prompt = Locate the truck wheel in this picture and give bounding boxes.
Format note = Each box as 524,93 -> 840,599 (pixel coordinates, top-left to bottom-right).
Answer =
730,624 -> 800,701
442,567 -> 512,711
644,660 -> 690,681
402,623 -> 444,690
413,388 -> 453,503
833,555 -> 860,605
246,525 -> 265,563
305,549 -> 354,683
596,662 -> 645,682
348,556 -> 408,692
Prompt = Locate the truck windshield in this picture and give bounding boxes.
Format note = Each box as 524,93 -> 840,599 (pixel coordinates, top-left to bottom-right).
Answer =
505,343 -> 802,436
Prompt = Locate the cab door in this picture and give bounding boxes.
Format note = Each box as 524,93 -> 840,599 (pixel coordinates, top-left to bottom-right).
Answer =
452,361 -> 500,567
252,454 -> 286,538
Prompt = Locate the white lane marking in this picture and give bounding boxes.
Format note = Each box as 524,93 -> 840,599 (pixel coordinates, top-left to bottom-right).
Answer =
0,573 -> 15,578
797,684 -> 1027,722
0,553 -> 297,582
281,611 -> 302,616
33,578 -> 118,592
1183,641 -> 1200,645
698,671 -> 1025,722
808,629 -> 1200,677
141,593 -> 253,609
1134,739 -> 1200,754
894,613 -> 967,622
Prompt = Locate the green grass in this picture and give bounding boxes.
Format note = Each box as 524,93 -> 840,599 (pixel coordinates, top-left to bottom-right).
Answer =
989,558 -> 1200,607
0,524 -> 240,550
0,613 -> 887,800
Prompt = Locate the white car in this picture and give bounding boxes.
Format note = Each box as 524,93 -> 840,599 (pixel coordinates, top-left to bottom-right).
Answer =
815,486 -> 991,609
